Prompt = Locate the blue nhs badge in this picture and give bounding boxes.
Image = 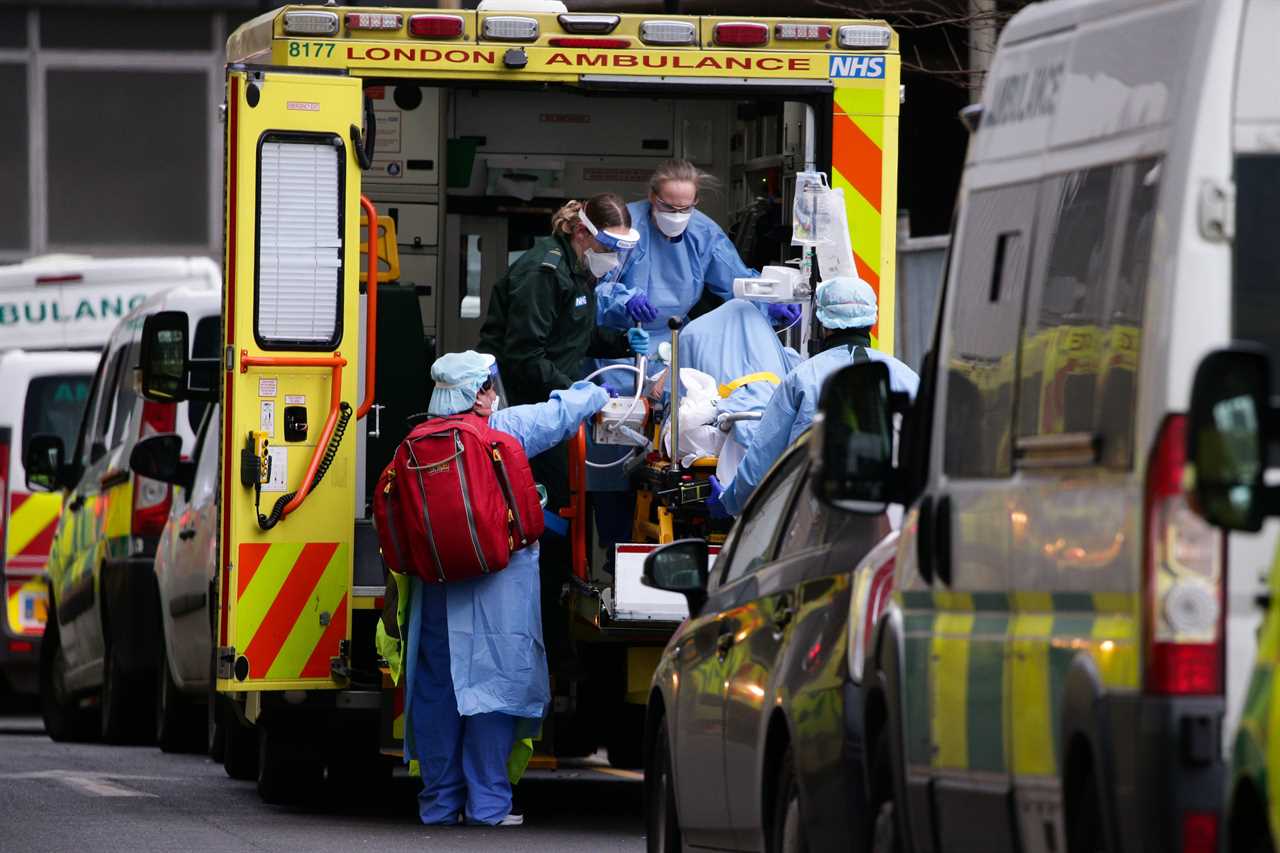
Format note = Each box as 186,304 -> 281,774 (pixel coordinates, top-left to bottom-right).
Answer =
829,55 -> 886,79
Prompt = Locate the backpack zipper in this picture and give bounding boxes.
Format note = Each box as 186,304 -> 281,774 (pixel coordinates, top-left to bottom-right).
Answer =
452,431 -> 489,574
406,442 -> 447,583
490,444 -> 527,547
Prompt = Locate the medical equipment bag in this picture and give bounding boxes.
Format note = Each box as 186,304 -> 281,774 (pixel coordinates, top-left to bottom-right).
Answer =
373,413 -> 544,583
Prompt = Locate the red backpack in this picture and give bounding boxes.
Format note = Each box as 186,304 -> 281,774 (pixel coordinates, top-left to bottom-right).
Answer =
373,413 -> 544,583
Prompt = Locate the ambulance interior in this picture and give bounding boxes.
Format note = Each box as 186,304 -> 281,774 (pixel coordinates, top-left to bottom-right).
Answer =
358,81 -> 829,592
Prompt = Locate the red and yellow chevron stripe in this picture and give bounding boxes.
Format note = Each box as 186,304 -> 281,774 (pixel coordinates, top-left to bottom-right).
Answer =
832,85 -> 900,355
231,541 -> 349,685
5,492 -> 62,576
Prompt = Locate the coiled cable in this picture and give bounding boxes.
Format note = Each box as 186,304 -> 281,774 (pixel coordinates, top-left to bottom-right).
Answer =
255,401 -> 354,530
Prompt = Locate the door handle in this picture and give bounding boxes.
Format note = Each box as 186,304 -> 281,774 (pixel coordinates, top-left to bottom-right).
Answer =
716,621 -> 736,659
67,494 -> 85,512
178,529 -> 197,541
773,595 -> 795,634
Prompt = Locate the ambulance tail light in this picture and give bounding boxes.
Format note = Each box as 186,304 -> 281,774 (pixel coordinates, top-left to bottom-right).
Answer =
346,13 -> 403,33
1182,811 -> 1219,853
282,11 -> 339,37
837,25 -> 892,50
131,401 -> 175,539
1144,415 -> 1225,696
481,16 -> 539,42
775,23 -> 832,42
639,20 -> 697,46
548,37 -> 630,48
713,22 -> 769,47
409,15 -> 465,39
557,14 -> 619,34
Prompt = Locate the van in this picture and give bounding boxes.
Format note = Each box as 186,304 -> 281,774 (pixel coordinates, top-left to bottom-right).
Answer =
0,255 -> 218,698
26,282 -> 221,742
808,2 -> 1278,851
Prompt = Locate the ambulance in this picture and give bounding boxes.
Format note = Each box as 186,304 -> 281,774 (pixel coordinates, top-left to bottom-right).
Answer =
0,256 -> 214,699
135,0 -> 902,799
807,1 -> 1280,852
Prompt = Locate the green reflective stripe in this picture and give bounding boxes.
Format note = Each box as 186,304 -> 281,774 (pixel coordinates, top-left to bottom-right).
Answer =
967,614 -> 1008,772
905,633 -> 932,765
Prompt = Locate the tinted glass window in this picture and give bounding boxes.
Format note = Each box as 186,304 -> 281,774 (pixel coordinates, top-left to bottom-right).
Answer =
1097,158 -> 1159,468
0,64 -> 28,250
943,181 -> 1038,478
94,348 -> 127,452
777,477 -> 826,558
1235,156 -> 1280,377
109,341 -> 141,448
22,375 -> 92,460
188,315 -> 221,431
720,454 -> 806,585
1017,166 -> 1117,443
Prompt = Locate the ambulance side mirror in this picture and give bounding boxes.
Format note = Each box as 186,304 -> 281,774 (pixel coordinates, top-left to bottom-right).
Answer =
24,434 -> 66,492
643,538 -> 709,616
1187,346 -> 1276,532
811,362 -> 904,514
129,433 -> 194,493
139,311 -> 190,403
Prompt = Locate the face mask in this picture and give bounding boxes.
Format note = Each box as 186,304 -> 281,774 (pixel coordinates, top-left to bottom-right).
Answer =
654,210 -> 691,238
584,249 -> 619,278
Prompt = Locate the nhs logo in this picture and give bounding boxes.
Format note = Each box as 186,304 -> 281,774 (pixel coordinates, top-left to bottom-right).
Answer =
829,55 -> 886,79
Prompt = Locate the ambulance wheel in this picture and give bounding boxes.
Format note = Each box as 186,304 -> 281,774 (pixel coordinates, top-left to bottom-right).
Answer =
101,638 -> 153,744
257,720 -> 322,805
607,703 -> 646,769
869,729 -> 901,853
222,701 -> 258,781
155,637 -> 202,753
769,746 -> 806,853
645,716 -> 682,853
39,616 -> 97,742
1065,761 -> 1108,853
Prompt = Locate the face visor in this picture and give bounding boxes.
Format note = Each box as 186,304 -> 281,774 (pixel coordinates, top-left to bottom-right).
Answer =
581,212 -> 639,282
478,359 -> 507,410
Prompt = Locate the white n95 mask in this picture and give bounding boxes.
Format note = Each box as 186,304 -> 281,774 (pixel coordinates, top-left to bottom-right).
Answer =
654,210 -> 691,238
584,249 -> 619,278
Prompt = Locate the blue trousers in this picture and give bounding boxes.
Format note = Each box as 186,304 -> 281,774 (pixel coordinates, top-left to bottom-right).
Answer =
412,581 -> 517,826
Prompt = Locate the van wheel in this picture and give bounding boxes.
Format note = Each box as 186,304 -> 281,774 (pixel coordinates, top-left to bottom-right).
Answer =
869,729 -> 901,853
155,637 -> 202,753
100,639 -> 153,744
257,719 -> 322,805
1066,763 -> 1108,853
645,716 -> 682,853
607,703 -> 647,769
769,746 -> 807,853
39,617 -> 97,742
221,700 -> 258,781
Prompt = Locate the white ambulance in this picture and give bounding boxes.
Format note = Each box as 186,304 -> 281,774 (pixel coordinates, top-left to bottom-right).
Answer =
0,255 -> 219,698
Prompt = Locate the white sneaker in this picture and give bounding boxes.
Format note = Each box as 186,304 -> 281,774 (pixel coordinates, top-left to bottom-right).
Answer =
496,812 -> 524,827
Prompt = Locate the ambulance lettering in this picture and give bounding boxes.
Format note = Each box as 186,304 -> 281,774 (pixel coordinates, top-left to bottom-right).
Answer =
829,55 -> 886,79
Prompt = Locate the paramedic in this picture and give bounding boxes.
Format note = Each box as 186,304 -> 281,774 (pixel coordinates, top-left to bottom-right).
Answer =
406,351 -> 610,827
478,193 -> 647,407
596,159 -> 801,363
712,276 -> 919,517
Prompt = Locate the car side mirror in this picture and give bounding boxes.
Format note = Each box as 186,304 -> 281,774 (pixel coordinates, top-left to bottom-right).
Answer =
643,538 -> 709,615
139,310 -> 191,403
128,433 -> 193,492
25,434 -> 66,492
1187,346 -> 1275,532
811,361 -> 901,514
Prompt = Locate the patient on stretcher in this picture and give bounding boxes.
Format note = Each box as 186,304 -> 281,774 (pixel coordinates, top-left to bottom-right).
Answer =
662,299 -> 803,482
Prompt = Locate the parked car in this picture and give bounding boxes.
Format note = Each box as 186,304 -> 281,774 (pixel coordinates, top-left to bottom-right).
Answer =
25,283 -> 221,742
642,433 -> 898,853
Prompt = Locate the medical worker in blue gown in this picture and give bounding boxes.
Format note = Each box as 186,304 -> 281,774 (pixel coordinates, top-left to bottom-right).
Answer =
405,351 -> 610,827
711,276 -> 920,517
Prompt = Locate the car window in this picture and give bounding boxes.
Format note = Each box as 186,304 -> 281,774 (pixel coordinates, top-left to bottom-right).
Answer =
191,405 -> 220,505
91,346 -> 127,456
22,374 -> 92,461
188,315 -> 220,432
719,452 -> 807,586
109,339 -> 141,448
776,472 -> 826,558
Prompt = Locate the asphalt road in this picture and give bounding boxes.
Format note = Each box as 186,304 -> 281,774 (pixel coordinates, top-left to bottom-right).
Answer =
0,711 -> 646,853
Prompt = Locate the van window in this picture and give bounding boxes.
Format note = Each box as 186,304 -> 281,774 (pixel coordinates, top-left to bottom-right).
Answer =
188,314 -> 221,431
1235,156 -> 1280,376
109,339 -> 141,448
90,347 -> 127,460
720,453 -> 806,586
22,375 -> 91,460
942,181 -> 1038,478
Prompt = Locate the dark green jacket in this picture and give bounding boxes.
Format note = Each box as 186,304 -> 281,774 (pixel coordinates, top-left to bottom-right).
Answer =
478,233 -> 631,406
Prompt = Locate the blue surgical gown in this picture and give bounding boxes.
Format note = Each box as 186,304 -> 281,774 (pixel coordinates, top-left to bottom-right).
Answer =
719,344 -> 919,517
403,381 -> 611,758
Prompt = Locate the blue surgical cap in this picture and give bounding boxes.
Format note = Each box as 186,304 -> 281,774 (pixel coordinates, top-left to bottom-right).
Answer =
815,276 -> 877,330
428,350 -> 495,416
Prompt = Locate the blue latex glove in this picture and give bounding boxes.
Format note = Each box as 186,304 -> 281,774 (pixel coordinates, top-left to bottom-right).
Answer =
626,326 -> 650,355
626,293 -> 659,324
601,380 -> 621,398
767,302 -> 802,328
706,475 -> 730,519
